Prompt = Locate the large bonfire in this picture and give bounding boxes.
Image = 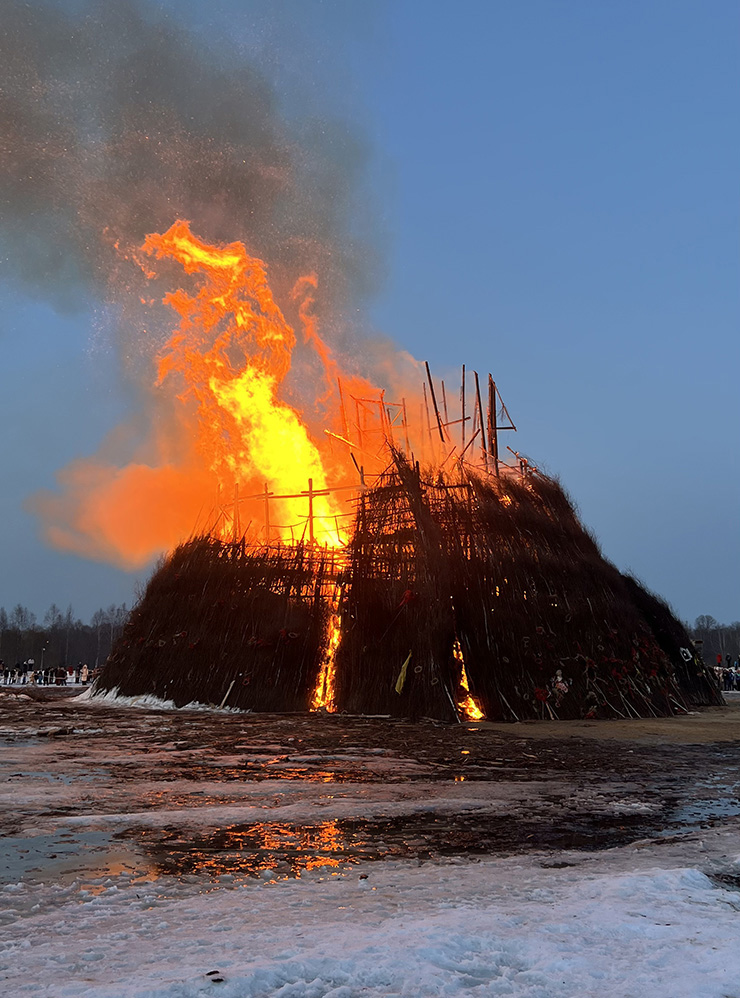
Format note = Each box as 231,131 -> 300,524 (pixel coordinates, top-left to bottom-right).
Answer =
95,222 -> 719,721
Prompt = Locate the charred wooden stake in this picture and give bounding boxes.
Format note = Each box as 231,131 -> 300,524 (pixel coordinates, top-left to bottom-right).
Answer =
461,364 -> 466,452
264,483 -> 271,545
473,371 -> 488,473
308,478 -> 314,546
425,360 -> 446,443
488,374 -> 499,477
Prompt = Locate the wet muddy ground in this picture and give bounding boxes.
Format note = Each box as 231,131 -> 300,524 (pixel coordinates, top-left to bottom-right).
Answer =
2,688 -> 740,894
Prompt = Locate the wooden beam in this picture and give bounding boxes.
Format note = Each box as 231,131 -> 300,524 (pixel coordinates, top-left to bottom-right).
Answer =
233,482 -> 240,542
461,364 -> 466,452
422,384 -> 433,457
473,371 -> 488,471
488,374 -> 499,477
425,360 -> 446,443
351,452 -> 365,486
458,427 -> 481,461
337,377 -> 349,439
354,399 -> 364,453
307,478 -> 314,546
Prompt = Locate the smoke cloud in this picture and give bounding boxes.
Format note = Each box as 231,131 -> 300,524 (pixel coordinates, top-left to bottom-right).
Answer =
0,0 -> 378,323
3,0 -> 395,567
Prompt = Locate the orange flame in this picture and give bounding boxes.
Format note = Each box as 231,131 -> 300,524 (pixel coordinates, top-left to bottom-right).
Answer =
453,638 -> 485,721
142,220 -> 356,548
32,220 -> 424,567
311,588 -> 343,711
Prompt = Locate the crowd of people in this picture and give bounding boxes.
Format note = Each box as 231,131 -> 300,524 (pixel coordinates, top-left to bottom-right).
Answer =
0,661 -> 96,686
4,655 -> 739,694
716,653 -> 740,691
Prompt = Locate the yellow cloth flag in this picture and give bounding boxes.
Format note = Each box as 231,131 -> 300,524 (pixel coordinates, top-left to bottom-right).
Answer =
395,651 -> 413,694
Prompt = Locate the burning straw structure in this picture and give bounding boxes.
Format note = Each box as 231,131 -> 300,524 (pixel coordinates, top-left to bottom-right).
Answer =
98,450 -> 720,722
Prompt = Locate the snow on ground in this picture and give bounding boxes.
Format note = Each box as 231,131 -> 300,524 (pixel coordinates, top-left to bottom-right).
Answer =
3,840 -> 740,998
72,687 -> 231,713
4,695 -> 740,996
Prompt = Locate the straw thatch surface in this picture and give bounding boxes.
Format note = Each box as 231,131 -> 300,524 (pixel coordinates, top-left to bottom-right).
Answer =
100,539 -> 338,711
97,455 -> 721,720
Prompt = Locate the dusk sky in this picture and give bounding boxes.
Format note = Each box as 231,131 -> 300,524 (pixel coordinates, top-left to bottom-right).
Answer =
0,0 -> 737,626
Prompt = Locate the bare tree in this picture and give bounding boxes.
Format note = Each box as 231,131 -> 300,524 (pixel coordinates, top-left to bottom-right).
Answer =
43,604 -> 64,630
692,616 -> 740,664
10,604 -> 36,630
0,607 -> 7,658
91,609 -> 107,668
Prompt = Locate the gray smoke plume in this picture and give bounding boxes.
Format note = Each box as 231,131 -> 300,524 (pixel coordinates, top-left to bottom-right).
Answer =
6,0 -> 398,568
0,0 -> 377,331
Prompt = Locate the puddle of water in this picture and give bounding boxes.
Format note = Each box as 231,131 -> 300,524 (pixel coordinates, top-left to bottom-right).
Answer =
5,770 -> 105,785
0,829 -> 156,889
120,821 -> 358,880
669,798 -> 740,824
116,810 -> 657,882
6,800 -> 729,897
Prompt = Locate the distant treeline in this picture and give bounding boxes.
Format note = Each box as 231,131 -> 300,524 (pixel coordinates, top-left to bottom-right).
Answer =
690,616 -> 740,665
0,603 -> 131,669
0,601 -> 735,671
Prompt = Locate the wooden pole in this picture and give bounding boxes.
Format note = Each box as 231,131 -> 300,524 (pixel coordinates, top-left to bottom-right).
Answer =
461,365 -> 466,453
264,483 -> 270,545
422,384 -> 433,458
233,482 -> 240,542
385,403 -> 396,446
425,361 -> 446,443
351,452 -> 365,486
337,377 -> 349,439
488,374 -> 499,477
380,390 -> 393,447
473,371 -> 488,472
354,400 -> 364,454
218,679 -> 236,710
307,477 -> 314,546
401,397 -> 410,453
441,379 -> 449,423
458,427 -> 480,461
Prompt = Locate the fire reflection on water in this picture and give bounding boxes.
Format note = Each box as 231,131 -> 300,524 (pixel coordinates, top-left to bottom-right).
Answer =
78,861 -> 159,897
135,820 -> 355,879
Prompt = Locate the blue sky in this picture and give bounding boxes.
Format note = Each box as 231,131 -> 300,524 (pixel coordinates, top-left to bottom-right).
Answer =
0,0 -> 737,625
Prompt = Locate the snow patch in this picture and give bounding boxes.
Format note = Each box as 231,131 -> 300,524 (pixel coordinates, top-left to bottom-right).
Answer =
78,686 -> 247,714
1,858 -> 739,997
